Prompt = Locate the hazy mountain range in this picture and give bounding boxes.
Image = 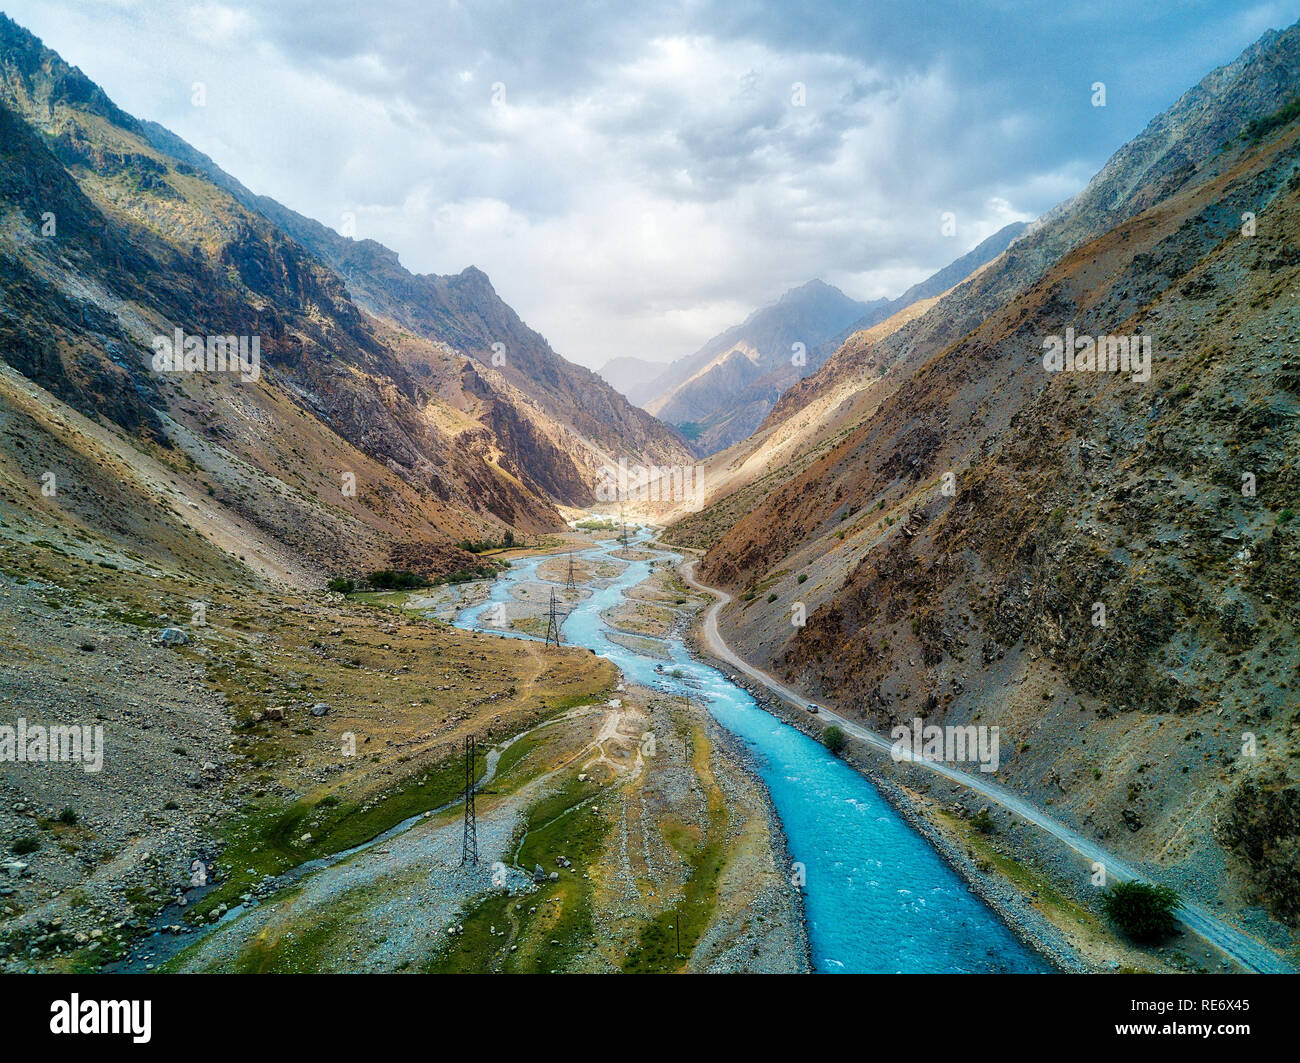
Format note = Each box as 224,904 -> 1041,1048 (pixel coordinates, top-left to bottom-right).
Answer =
610,222 -> 1027,455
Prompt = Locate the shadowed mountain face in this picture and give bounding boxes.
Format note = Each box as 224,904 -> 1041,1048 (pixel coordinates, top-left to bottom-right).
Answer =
0,14 -> 692,580
684,24 -> 1300,932
138,121 -> 692,482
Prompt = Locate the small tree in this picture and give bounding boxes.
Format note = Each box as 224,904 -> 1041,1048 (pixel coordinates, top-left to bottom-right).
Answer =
823,725 -> 846,755
1102,881 -> 1180,942
503,529 -> 515,547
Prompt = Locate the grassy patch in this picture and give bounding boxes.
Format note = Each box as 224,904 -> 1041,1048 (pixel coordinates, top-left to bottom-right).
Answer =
224,884 -> 367,973
187,751 -> 485,923
1243,95 -> 1300,144
104,607 -> 165,629
426,772 -> 610,973
934,808 -> 1102,933
622,727 -> 729,972
421,891 -> 519,973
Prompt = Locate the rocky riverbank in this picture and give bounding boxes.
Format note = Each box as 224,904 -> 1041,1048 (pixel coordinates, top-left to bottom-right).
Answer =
682,621 -> 1092,973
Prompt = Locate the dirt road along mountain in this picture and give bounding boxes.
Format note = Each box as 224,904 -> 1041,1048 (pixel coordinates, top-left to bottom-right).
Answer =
679,560 -> 1294,975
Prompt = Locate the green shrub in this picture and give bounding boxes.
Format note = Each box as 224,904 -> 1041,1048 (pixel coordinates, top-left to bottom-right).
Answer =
326,577 -> 355,593
58,808 -> 78,826
1102,881 -> 1180,941
1243,96 -> 1300,143
366,569 -> 429,590
11,836 -> 39,855
438,565 -> 498,585
456,537 -> 514,554
823,725 -> 846,755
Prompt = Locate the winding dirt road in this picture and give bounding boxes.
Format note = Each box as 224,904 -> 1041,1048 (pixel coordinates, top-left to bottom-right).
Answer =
679,559 -> 1294,975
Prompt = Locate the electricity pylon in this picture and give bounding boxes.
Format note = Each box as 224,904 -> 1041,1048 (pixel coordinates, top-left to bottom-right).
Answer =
544,588 -> 564,648
460,734 -> 477,866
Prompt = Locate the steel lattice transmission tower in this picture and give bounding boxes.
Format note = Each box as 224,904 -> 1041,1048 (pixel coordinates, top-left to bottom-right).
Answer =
460,734 -> 478,866
544,588 -> 564,648
565,552 -> 577,591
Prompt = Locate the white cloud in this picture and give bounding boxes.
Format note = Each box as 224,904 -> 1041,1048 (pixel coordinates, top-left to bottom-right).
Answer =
6,0 -> 1282,368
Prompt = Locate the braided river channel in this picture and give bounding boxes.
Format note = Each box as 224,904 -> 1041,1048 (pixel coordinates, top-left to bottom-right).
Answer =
456,531 -> 1048,973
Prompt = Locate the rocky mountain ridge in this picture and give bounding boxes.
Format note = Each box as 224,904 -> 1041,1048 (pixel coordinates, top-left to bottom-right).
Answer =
641,279 -> 875,454
681,22 -> 1300,941
0,14 -> 691,583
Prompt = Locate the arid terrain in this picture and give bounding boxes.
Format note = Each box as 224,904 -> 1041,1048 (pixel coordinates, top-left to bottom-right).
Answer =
664,26 -> 1300,971
1,520 -> 807,973
3,5 -> 1300,983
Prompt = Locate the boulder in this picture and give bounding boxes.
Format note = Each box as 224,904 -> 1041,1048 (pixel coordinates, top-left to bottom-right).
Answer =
153,627 -> 190,647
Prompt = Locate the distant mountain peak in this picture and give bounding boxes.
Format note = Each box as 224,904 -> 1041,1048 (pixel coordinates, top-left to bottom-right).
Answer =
638,225 -> 1030,456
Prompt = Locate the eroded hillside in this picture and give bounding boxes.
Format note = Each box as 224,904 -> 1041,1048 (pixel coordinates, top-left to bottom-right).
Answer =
0,14 -> 693,585
690,65 -> 1300,940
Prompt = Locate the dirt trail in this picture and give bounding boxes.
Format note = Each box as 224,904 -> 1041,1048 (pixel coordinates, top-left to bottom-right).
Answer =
679,559 -> 1294,975
175,706 -> 612,972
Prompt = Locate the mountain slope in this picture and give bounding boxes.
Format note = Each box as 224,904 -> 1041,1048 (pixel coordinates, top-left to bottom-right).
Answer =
138,120 -> 692,489
808,222 -> 1030,376
641,279 -> 876,454
0,15 -> 691,590
641,225 -> 1029,459
688,30 -> 1300,944
671,24 -> 1300,554
662,226 -> 1028,548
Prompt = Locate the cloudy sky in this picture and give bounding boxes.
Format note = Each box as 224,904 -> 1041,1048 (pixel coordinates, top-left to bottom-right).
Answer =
6,0 -> 1299,367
